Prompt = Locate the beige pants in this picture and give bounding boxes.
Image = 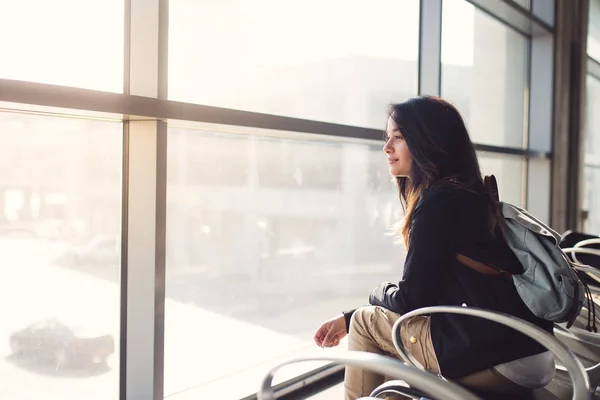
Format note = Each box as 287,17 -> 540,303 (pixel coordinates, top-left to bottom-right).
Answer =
344,306 -> 528,400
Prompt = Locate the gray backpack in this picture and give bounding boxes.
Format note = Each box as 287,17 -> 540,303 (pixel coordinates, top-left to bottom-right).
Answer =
460,175 -> 593,330
500,201 -> 588,328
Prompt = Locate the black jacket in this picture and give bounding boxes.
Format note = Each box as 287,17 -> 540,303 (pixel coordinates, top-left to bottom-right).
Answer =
343,183 -> 553,379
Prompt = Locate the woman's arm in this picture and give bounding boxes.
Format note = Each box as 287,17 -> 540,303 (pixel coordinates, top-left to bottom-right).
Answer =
342,309 -> 356,333
369,188 -> 462,314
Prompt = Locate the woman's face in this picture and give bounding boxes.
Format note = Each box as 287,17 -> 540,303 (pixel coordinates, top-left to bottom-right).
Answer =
384,116 -> 412,177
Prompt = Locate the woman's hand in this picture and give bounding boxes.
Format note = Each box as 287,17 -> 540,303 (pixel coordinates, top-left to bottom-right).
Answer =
314,314 -> 347,348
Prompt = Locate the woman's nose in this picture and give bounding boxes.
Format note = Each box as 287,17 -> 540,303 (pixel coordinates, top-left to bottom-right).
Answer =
383,141 -> 392,154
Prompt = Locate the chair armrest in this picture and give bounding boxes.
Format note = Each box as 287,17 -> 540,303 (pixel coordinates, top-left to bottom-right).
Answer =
562,247 -> 600,264
555,321 -> 600,347
370,379 -> 431,399
256,351 -> 479,400
391,306 -> 591,400
561,247 -> 600,282
572,238 -> 600,249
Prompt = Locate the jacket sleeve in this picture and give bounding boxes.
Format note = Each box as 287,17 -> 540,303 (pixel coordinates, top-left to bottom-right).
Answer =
369,188 -> 461,314
342,309 -> 356,333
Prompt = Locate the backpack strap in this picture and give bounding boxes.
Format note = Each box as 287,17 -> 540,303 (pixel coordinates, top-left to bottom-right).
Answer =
457,176 -> 512,278
456,254 -> 512,279
484,175 -> 499,203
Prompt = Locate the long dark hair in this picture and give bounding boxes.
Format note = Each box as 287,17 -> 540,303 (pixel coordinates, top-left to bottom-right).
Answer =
389,96 -> 497,247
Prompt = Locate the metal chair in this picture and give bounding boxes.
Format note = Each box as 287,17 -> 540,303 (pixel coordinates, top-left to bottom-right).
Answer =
256,351 -> 481,400
370,306 -> 591,400
560,232 -> 600,287
557,242 -> 600,360
561,244 -> 600,285
554,322 -> 600,367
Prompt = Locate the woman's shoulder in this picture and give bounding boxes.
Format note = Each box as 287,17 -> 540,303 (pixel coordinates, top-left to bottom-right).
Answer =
419,181 -> 482,207
415,182 -> 490,232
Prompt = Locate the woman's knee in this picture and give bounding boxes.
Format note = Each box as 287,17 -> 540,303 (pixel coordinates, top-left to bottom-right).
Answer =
349,306 -> 378,336
350,306 -> 401,337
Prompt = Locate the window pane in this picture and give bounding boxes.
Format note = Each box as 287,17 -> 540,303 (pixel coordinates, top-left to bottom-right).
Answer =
589,0 -> 600,61
478,153 -> 524,206
583,75 -> 600,231
585,75 -> 600,155
168,0 -> 420,128
583,165 -> 600,234
0,112 -> 121,398
441,0 -> 528,148
0,0 -> 124,92
165,125 -> 401,398
526,158 -> 551,224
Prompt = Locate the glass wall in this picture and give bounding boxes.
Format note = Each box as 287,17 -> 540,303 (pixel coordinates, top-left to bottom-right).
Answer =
478,153 -> 525,205
168,0 -> 420,128
583,0 -> 600,232
441,0 -> 528,149
589,0 -> 600,62
0,0 -> 124,92
0,0 -> 558,398
583,75 -> 600,233
0,111 -> 122,399
163,124 -> 401,398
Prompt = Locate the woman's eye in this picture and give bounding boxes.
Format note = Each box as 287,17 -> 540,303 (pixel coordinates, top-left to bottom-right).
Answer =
395,135 -> 403,140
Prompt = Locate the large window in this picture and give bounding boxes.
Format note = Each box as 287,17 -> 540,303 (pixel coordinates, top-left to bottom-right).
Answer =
584,0 -> 600,233
583,75 -> 600,233
478,153 -> 525,206
164,124 -> 401,398
168,0 -> 420,128
0,0 -> 563,398
589,0 -> 600,62
0,111 -> 122,399
441,0 -> 529,149
0,0 -> 124,92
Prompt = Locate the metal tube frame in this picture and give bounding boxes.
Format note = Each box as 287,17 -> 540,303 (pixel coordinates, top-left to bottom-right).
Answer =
392,306 -> 592,400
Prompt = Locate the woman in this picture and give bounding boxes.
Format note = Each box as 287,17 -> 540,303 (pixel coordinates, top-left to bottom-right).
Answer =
313,96 -> 555,399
